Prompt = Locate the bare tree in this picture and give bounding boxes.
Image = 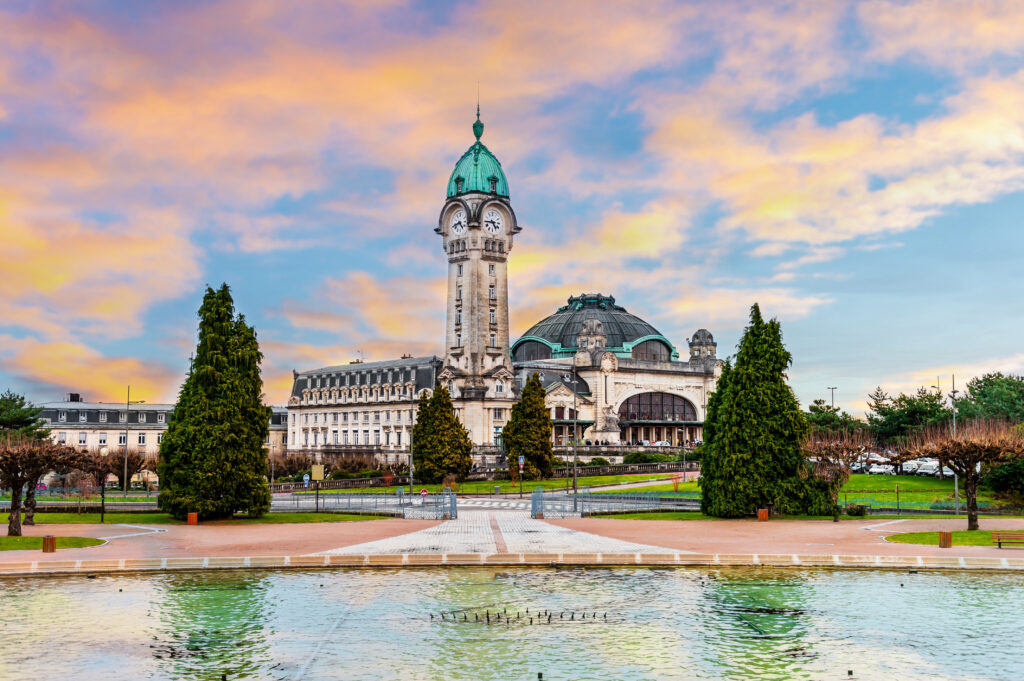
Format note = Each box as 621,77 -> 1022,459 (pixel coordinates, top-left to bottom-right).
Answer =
106,449 -> 149,492
0,436 -> 78,536
901,420 -> 1024,530
802,428 -> 875,520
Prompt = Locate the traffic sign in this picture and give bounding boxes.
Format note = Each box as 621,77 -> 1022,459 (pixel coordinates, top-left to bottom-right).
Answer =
518,455 -> 525,466
303,473 -> 310,488
420,489 -> 428,497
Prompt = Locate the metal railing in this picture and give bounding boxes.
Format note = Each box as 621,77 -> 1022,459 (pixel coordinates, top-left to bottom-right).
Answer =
531,487 -> 699,518
270,488 -> 457,520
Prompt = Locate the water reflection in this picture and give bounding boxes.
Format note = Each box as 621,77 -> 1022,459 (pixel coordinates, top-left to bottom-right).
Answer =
149,572 -> 274,680
0,567 -> 1021,680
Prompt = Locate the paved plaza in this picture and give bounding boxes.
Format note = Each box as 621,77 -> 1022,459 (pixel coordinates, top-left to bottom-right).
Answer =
321,511 -> 682,555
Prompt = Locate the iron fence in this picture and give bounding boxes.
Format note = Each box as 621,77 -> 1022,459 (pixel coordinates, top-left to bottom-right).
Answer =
530,487 -> 699,518
270,488 -> 457,519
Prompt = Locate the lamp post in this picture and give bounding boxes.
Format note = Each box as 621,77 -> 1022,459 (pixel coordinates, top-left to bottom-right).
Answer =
561,356 -> 579,495
98,447 -> 109,524
828,386 -> 837,410
122,386 -> 145,498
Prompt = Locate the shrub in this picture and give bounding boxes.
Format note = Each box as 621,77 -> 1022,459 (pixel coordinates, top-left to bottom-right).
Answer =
845,504 -> 867,517
623,451 -> 674,464
588,457 -> 611,467
983,460 -> 1024,497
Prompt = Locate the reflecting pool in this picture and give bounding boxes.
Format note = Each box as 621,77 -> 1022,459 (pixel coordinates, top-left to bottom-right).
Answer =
1,567 -> 1022,680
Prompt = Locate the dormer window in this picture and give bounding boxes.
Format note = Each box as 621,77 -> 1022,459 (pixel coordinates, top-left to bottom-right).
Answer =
455,177 -> 464,193
488,175 -> 498,193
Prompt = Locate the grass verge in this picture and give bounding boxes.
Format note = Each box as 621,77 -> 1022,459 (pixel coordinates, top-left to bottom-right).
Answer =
0,536 -> 104,551
305,473 -> 671,495
17,512 -> 389,525
886,530 -> 1024,546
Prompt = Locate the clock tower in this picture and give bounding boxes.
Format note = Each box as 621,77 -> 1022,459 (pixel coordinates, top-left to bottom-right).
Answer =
436,108 -> 519,445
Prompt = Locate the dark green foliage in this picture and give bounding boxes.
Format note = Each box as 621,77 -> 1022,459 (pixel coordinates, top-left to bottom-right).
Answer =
502,373 -> 553,480
956,373 -> 1024,424
412,386 -> 473,483
158,284 -> 271,520
803,399 -> 866,432
588,457 -> 611,466
845,504 -> 867,517
983,460 -> 1024,498
622,451 -> 675,464
0,391 -> 46,440
866,387 -> 950,444
699,304 -> 827,517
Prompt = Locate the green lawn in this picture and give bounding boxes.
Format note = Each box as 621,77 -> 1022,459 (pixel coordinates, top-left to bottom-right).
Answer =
0,536 -> 104,551
886,530 -> 1024,546
305,473 -> 672,495
619,474 -> 998,506
15,512 -> 388,525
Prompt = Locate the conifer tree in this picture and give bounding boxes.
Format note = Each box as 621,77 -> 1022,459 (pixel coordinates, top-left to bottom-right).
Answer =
699,304 -> 824,517
158,284 -> 271,520
0,390 -> 46,440
412,386 -> 473,483
502,373 -> 553,480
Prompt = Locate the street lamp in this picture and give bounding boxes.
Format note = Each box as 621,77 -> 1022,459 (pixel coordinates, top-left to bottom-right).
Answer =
827,386 -> 837,410
561,355 -> 579,495
123,386 -> 145,497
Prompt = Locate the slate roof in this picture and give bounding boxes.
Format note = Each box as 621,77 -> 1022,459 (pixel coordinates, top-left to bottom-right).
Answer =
516,294 -> 666,350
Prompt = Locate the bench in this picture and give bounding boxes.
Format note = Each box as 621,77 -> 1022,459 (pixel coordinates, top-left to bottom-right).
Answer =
991,532 -> 1024,548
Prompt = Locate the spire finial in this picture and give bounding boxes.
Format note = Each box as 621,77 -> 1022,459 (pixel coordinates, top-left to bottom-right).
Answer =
472,92 -> 484,141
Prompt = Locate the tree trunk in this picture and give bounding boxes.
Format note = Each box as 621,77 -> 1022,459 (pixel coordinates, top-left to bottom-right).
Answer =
7,485 -> 23,537
23,482 -> 36,526
965,468 -> 979,532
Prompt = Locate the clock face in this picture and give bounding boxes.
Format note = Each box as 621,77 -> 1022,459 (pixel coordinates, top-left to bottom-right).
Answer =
449,209 -> 467,235
483,209 -> 503,234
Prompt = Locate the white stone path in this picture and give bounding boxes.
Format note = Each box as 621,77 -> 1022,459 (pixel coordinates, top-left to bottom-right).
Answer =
319,511 -> 685,555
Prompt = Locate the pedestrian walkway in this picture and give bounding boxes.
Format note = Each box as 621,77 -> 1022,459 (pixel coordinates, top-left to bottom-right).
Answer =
318,511 -> 683,555
459,498 -> 530,511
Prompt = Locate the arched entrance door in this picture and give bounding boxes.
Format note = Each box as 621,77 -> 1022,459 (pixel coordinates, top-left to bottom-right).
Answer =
618,392 -> 699,446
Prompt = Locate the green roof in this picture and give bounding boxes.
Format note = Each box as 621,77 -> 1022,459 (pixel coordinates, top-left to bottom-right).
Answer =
446,110 -> 509,198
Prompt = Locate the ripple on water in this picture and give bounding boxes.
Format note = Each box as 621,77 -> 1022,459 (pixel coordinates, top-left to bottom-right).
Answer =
0,567 -> 1022,680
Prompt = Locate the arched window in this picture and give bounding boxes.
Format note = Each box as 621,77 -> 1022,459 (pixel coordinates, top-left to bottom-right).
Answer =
495,380 -> 503,393
618,392 -> 697,422
512,341 -> 552,362
631,339 -> 671,361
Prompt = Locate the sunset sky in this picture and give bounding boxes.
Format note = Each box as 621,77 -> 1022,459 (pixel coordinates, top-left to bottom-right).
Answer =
2,0 -> 1023,415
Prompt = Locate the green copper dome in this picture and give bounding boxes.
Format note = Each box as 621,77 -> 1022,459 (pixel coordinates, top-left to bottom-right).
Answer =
446,110 -> 510,198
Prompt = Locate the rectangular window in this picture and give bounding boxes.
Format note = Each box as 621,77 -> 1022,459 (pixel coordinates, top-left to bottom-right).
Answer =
362,430 -> 369,445
385,410 -> 390,421
98,433 -> 107,446
119,412 -> 126,423
396,430 -> 402,447
304,414 -> 309,424
99,412 -> 107,423
490,309 -> 496,324
456,333 -> 461,347
58,411 -> 67,422
374,430 -> 380,445
494,408 -> 503,419
457,264 -> 463,276
313,413 -> 318,424
304,432 -> 309,446
333,431 -> 338,445
374,411 -> 380,421
556,406 -> 565,419
282,433 -> 287,445
78,432 -> 87,446
138,412 -> 146,423
332,412 -> 339,423
385,431 -> 390,445
456,309 -> 461,325
343,431 -> 349,445
79,412 -> 87,422
489,284 -> 495,300
138,433 -> 146,445
489,263 -> 494,275
363,411 -> 369,421
343,412 -> 349,422
457,285 -> 462,300
157,413 -> 165,423
118,433 -> 127,446
57,432 -> 66,443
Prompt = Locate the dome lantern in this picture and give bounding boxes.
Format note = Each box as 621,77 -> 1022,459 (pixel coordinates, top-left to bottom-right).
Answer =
446,108 -> 509,198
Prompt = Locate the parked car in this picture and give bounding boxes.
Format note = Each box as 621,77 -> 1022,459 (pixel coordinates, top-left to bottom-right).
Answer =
935,466 -> 955,478
652,441 -> 671,447
916,462 -> 939,476
900,461 -> 920,474
866,452 -> 890,464
868,464 -> 895,475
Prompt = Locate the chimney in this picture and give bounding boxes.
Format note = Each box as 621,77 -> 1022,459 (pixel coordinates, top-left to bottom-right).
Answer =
66,393 -> 82,403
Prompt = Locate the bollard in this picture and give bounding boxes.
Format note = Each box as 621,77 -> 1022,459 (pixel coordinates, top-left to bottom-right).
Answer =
757,508 -> 769,522
41,535 -> 57,553
187,512 -> 198,526
938,531 -> 952,548
494,486 -> 501,496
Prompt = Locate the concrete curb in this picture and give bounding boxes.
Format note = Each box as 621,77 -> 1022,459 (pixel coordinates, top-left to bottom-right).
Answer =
2,552 -> 1022,577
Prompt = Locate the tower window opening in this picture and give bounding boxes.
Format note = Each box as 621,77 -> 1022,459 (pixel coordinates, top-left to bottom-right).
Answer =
489,263 -> 495,275
489,284 -> 495,300
489,308 -> 496,324
457,264 -> 463,276
490,333 -> 496,348
498,242 -> 504,253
